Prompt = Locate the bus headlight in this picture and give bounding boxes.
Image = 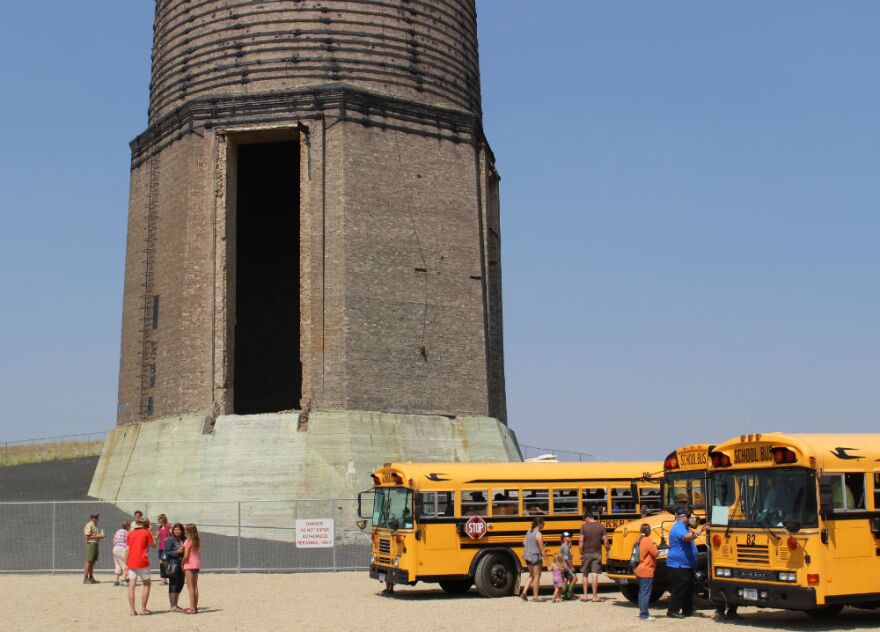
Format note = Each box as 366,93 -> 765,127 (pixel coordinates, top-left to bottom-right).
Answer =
778,572 -> 796,582
371,556 -> 376,564
392,558 -> 400,567
715,567 -> 732,577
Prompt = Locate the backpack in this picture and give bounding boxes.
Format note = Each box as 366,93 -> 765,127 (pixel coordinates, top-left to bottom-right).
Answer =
628,540 -> 641,569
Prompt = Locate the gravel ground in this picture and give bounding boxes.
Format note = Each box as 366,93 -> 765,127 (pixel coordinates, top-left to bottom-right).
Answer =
3,572 -> 879,632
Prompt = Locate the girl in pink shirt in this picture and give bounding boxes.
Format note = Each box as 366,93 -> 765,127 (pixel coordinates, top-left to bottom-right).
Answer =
181,523 -> 202,614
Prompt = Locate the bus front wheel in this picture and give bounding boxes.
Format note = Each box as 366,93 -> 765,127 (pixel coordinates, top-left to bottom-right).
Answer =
439,579 -> 473,594
474,552 -> 517,597
620,584 -> 664,604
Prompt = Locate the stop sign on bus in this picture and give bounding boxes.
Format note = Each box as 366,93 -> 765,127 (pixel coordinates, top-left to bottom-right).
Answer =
464,516 -> 487,539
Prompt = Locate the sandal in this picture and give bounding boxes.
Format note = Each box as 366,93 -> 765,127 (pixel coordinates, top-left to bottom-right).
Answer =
183,608 -> 198,614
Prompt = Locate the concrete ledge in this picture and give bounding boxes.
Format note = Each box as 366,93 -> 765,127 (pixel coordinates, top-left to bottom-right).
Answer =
88,411 -> 520,539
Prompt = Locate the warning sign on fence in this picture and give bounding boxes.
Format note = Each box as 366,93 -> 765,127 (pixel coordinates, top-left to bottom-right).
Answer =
295,519 -> 335,548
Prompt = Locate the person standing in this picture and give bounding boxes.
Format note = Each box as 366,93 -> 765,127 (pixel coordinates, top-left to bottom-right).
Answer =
519,517 -> 545,601
666,508 -> 707,618
560,531 -> 576,600
634,523 -> 659,621
130,511 -> 143,530
578,511 -> 608,602
126,519 -> 156,616
181,523 -> 202,614
83,513 -> 104,584
112,522 -> 131,586
163,523 -> 186,612
155,514 -> 171,585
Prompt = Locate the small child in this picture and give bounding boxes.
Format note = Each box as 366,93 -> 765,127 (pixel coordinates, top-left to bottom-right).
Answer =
559,532 -> 576,600
550,553 -> 566,602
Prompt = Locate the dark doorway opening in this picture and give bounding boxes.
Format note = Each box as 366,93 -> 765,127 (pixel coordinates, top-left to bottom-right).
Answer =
233,140 -> 301,414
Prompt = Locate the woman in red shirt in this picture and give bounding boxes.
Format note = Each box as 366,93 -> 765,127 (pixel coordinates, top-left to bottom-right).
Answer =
634,524 -> 659,621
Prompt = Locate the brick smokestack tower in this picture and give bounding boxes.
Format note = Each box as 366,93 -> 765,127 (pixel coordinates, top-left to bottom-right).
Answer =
92,0 -> 518,507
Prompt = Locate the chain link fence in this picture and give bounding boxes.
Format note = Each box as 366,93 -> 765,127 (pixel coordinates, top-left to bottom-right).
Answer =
1,432 -> 106,467
519,444 -> 607,462
0,500 -> 371,574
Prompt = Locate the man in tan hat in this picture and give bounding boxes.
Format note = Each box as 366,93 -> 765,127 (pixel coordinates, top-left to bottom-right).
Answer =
83,513 -> 104,584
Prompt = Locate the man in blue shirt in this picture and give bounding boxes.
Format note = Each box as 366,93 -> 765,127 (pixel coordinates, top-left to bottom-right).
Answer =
666,507 -> 707,618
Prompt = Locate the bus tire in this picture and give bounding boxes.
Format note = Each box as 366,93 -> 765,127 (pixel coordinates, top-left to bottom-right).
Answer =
439,579 -> 473,594
620,584 -> 664,604
620,584 -> 640,604
474,552 -> 517,597
805,605 -> 844,618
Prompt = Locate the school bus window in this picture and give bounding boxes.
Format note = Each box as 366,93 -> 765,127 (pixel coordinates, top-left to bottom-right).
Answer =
582,488 -> 607,516
874,473 -> 880,509
830,473 -> 866,511
492,490 -> 519,516
552,489 -> 579,514
639,488 -> 662,512
691,479 -> 706,508
417,491 -> 454,518
461,490 -> 488,516
611,488 -> 636,513
523,490 -> 549,515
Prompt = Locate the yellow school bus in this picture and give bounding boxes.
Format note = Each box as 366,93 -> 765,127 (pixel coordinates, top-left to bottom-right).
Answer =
361,461 -> 661,596
606,444 -> 713,604
707,433 -> 880,616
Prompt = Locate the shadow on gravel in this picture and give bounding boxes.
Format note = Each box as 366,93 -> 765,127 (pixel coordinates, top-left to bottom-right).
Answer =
720,609 -> 880,630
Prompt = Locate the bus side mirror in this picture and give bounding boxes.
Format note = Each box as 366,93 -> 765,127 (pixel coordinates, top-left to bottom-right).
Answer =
356,519 -> 368,531
818,475 -> 834,518
357,489 -> 374,519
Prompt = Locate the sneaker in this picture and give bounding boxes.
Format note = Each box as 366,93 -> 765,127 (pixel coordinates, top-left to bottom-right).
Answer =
667,612 -> 686,619
83,577 -> 90,584
640,616 -> 656,622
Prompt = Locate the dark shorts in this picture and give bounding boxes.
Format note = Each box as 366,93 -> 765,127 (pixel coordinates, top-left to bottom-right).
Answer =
564,568 -> 575,581
525,555 -> 542,567
85,542 -> 99,562
168,570 -> 185,594
581,552 -> 601,575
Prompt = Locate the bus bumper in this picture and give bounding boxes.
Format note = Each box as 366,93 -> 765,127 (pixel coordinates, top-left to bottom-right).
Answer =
711,579 -> 817,610
370,564 -> 409,585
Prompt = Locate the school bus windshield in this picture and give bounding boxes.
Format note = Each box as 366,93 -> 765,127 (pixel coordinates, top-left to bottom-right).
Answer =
710,467 -> 818,528
663,471 -> 706,511
373,487 -> 414,529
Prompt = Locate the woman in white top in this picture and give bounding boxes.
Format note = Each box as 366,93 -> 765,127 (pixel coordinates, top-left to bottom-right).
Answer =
112,521 -> 131,586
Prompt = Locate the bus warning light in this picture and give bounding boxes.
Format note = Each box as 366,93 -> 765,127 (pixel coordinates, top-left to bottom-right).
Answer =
807,573 -> 820,585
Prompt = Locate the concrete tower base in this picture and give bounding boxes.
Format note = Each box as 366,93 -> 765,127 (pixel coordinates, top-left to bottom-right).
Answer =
89,412 -> 520,539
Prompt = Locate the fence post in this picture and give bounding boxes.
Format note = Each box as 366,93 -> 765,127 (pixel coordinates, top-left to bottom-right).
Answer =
331,499 -> 337,572
237,502 -> 242,574
51,501 -> 57,574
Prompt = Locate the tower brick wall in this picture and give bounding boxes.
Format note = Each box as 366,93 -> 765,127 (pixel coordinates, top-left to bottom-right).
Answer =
117,0 -> 506,426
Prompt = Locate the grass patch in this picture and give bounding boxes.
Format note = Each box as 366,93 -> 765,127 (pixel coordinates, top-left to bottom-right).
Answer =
1,440 -> 104,468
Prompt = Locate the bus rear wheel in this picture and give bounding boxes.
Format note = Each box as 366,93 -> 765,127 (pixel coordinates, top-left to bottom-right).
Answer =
474,552 -> 517,597
805,605 -> 844,618
620,584 -> 664,604
439,579 -> 473,594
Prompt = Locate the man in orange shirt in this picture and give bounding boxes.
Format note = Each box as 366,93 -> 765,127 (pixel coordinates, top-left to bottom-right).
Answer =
126,519 -> 156,616
634,523 -> 659,621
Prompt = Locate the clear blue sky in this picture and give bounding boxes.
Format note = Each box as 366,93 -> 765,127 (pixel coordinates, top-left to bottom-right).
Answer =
0,2 -> 877,458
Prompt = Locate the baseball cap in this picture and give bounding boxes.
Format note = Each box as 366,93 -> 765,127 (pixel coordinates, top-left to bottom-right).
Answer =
675,507 -> 691,517
90,513 -> 100,519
